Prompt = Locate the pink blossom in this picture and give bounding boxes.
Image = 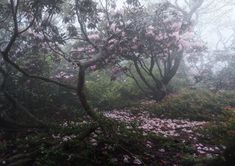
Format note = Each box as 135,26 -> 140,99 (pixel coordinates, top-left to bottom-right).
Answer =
115,27 -> 121,32
188,25 -> 194,32
90,65 -> 96,70
179,39 -> 191,48
88,33 -> 100,40
76,47 -> 86,52
131,44 -> 138,49
25,80 -> 31,84
108,44 -> 115,50
178,44 -> 183,51
88,48 -> 95,53
90,138 -> 97,146
133,158 -> 142,165
181,32 -> 193,39
109,38 -> 118,44
115,9 -> 124,15
110,23 -> 116,32
146,30 -> 155,36
224,106 -> 235,111
122,32 -> 126,37
132,37 -> 138,43
171,31 -> 180,40
104,110 -> 206,138
192,41 -> 204,48
147,25 -> 154,30
171,22 -> 182,31
155,35 -> 163,41
126,20 -> 131,25
155,32 -> 166,40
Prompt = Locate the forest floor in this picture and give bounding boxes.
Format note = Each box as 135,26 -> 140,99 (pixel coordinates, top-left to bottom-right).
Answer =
0,96 -> 235,166
104,109 -> 222,157
100,100 -> 229,163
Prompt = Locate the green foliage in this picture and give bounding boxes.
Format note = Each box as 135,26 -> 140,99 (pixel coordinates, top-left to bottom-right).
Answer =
3,121 -> 196,166
86,71 -> 142,109
167,75 -> 190,93
199,108 -> 235,143
151,89 -> 235,121
198,111 -> 235,166
1,73 -> 82,124
0,141 -> 7,152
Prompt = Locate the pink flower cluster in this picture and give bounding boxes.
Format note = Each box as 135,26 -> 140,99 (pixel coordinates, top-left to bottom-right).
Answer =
55,71 -> 74,79
194,143 -> 224,155
104,110 -> 206,138
103,110 -> 225,156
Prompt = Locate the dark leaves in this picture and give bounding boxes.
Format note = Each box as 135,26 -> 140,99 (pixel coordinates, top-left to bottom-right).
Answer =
126,0 -> 141,7
67,25 -> 78,37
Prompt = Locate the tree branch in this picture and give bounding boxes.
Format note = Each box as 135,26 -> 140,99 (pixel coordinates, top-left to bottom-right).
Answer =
1,53 -> 76,90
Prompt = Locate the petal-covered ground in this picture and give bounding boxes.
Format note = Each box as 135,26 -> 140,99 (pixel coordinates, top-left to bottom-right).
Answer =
103,110 -> 224,156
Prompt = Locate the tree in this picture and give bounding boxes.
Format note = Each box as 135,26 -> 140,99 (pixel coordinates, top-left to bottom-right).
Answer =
188,49 -> 235,91
0,0 -> 205,128
103,1 -> 205,100
0,0 -> 147,128
71,1 -> 206,101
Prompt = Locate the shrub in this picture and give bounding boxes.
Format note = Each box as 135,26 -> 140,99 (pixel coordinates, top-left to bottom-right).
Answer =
199,111 -> 235,166
86,71 -> 143,109
167,75 -> 190,93
150,89 -> 235,121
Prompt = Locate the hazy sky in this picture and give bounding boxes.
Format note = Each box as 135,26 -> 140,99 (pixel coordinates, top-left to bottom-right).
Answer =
114,0 -> 235,50
194,0 -> 235,49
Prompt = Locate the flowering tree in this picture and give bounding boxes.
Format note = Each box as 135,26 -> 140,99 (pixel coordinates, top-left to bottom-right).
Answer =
0,0 -> 144,126
0,0 -> 205,128
119,2 -> 206,100
71,1 -> 205,101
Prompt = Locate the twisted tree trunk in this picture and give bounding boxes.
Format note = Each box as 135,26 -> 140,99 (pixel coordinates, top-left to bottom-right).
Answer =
77,65 -> 99,121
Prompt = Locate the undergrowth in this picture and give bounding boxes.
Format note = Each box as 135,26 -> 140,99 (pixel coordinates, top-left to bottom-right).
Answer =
150,89 -> 235,121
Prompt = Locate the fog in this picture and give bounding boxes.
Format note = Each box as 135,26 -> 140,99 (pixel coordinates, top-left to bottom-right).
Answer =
0,0 -> 234,165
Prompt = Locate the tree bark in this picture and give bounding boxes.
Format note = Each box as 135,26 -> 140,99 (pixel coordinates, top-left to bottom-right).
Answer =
77,65 -> 100,121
